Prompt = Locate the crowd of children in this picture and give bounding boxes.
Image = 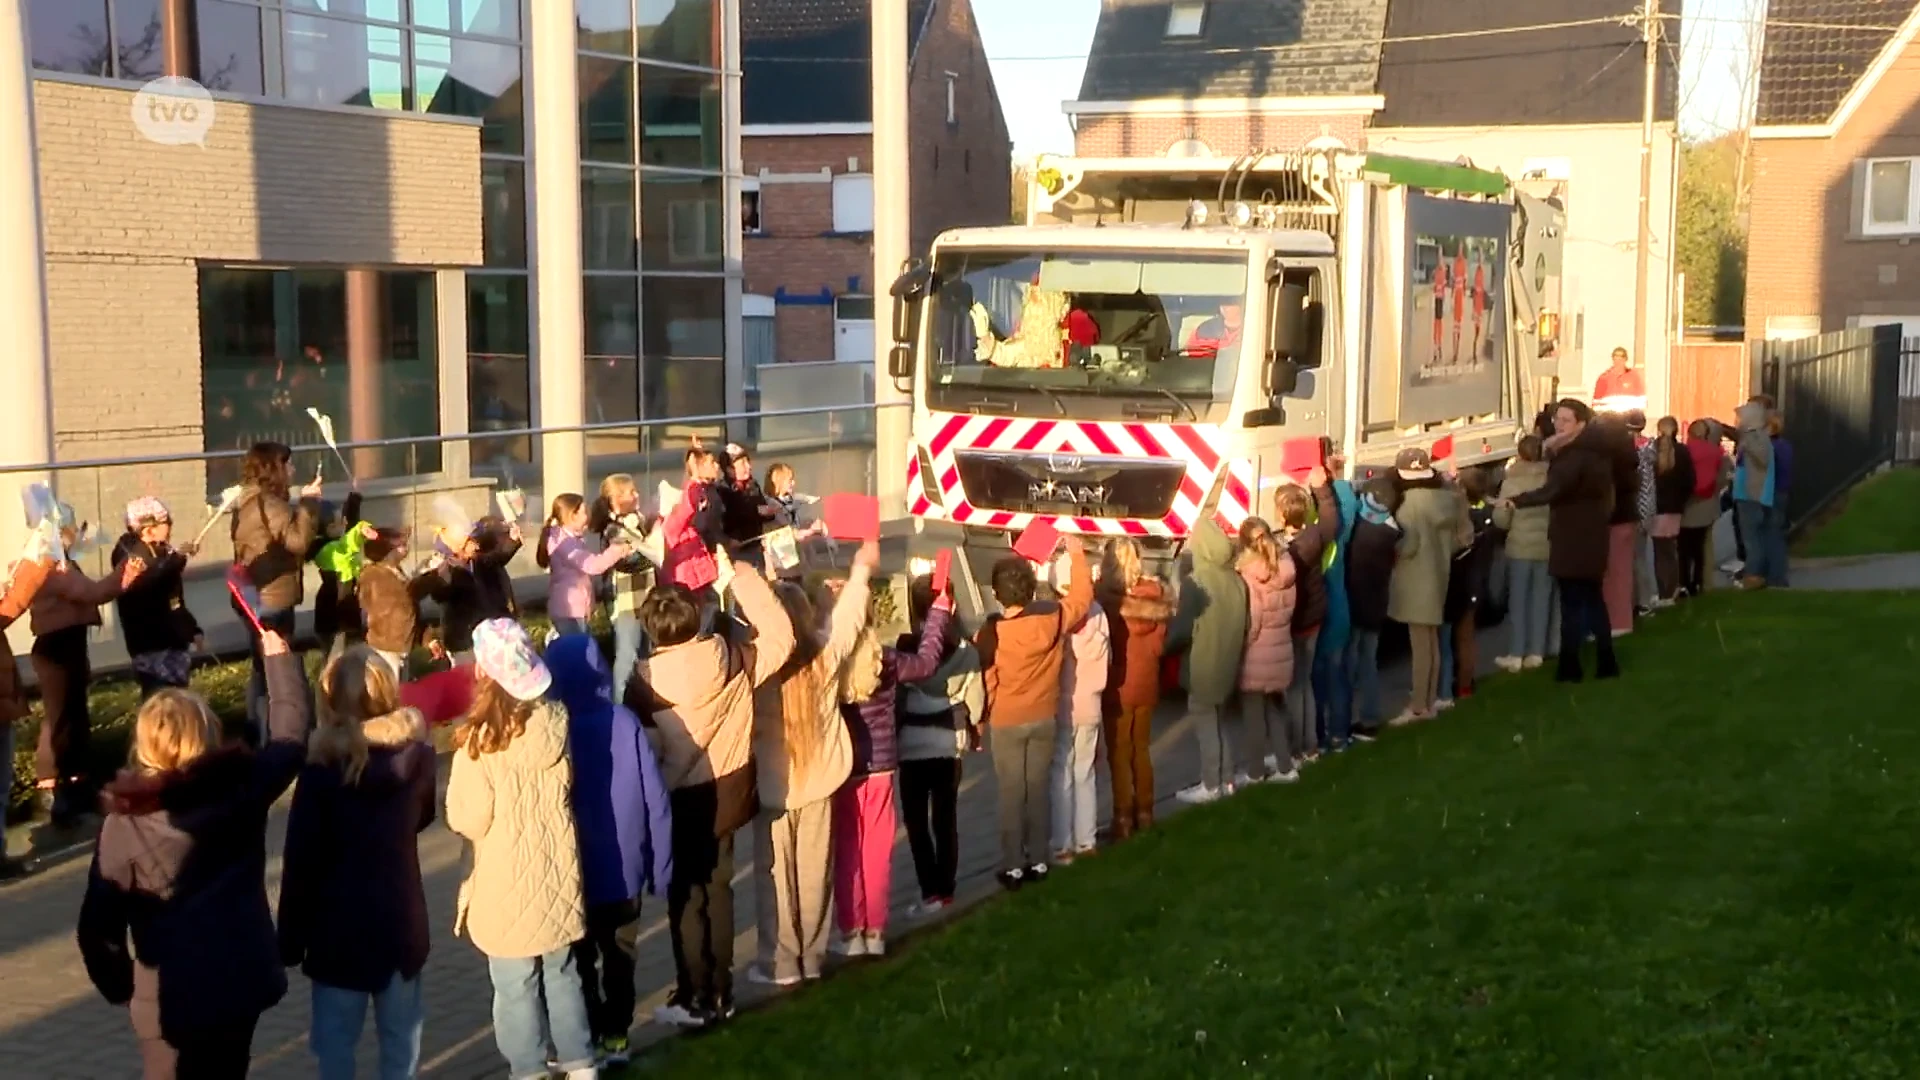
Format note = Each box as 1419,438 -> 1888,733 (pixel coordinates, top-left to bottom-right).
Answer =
37,404 -> 1777,1076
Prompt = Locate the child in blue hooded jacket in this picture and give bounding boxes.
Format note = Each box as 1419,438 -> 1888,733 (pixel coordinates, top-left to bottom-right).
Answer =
1313,471 -> 1361,751
546,634 -> 674,1066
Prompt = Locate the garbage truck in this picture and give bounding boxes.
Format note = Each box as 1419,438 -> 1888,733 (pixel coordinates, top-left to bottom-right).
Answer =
884,147 -> 1569,566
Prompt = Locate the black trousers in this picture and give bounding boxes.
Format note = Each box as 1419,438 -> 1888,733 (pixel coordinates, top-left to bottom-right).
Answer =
31,626 -> 92,807
1677,526 -> 1710,595
139,1014 -> 259,1079
1555,577 -> 1618,682
667,813 -> 735,1011
1725,492 -> 1746,561
899,756 -> 962,901
573,897 -> 642,1042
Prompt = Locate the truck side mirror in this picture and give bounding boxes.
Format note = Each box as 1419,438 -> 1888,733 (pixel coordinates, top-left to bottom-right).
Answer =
1269,281 -> 1306,362
888,344 -> 913,379
1296,301 -> 1325,369
889,263 -> 935,345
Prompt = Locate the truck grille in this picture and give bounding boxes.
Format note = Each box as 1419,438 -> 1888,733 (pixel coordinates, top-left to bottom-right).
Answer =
953,451 -> 1189,520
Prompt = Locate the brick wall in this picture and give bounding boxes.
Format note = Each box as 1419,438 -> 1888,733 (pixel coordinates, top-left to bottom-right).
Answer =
30,78 -> 483,558
1747,40 -> 1920,337
1072,112 -> 1368,157
908,0 -> 1013,252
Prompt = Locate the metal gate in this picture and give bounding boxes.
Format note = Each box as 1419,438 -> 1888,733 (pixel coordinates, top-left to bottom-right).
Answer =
1752,325 -> 1900,528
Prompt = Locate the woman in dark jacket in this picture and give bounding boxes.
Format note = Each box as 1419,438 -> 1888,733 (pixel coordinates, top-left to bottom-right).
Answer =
76,632 -> 311,1079
421,519 -> 523,659
113,498 -> 203,698
1649,416 -> 1696,602
277,647 -> 437,1078
1504,399 -> 1619,683
1596,416 -> 1641,636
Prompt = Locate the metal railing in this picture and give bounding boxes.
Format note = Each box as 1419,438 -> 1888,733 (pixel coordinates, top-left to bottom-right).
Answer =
1752,326 -> 1900,531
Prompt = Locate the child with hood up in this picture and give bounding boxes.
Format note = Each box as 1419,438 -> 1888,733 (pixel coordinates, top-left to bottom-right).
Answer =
1342,478 -> 1402,737
277,646 -> 437,1079
1165,519 -> 1248,805
113,497 -> 203,699
1095,538 -> 1171,838
896,570 -> 984,914
445,619 -> 597,1079
547,633 -> 674,1067
1494,436 -> 1553,671
1234,517 -> 1299,785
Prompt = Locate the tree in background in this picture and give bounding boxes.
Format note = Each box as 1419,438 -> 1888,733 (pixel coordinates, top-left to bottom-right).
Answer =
1677,135 -> 1747,329
1010,163 -> 1031,225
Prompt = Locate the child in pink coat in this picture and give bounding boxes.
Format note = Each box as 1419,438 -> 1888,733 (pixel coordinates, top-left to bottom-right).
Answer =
1236,517 -> 1299,785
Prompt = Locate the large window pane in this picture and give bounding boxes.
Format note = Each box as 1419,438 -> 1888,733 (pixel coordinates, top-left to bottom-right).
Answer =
1869,160 -> 1913,228
286,13 -> 411,110
639,64 -> 720,170
113,0 -> 165,80
468,273 -> 532,465
579,55 -> 633,164
585,276 -> 641,425
642,275 -> 723,357
640,172 -> 723,272
483,160 -> 527,267
644,358 -> 724,426
416,34 -> 524,152
638,0 -> 716,69
578,0 -> 633,54
29,0 -> 111,76
196,1 -> 266,96
584,167 -> 637,270
414,0 -> 522,40
201,266 -> 441,486
286,0 -> 405,21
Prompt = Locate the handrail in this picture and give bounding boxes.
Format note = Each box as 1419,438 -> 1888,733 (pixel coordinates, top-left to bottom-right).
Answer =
0,402 -> 909,475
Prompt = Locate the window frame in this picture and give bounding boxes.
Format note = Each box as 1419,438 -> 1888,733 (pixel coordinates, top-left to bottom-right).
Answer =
1165,1 -> 1206,38
831,172 -> 874,234
1864,156 -> 1920,236
741,177 -> 763,235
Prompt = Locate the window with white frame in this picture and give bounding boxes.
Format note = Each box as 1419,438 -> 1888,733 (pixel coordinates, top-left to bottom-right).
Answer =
742,179 -> 763,234
1866,157 -> 1920,233
1166,2 -> 1206,37
832,173 -> 874,233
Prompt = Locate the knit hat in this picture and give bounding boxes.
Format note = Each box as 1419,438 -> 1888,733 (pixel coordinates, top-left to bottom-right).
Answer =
1394,447 -> 1435,481
124,496 -> 170,527
471,618 -> 551,702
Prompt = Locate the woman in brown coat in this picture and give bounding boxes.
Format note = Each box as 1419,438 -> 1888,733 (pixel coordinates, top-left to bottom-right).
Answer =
230,441 -> 324,742
1096,538 -> 1171,838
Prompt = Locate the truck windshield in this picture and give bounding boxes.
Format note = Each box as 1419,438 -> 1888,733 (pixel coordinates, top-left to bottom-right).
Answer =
924,247 -> 1250,415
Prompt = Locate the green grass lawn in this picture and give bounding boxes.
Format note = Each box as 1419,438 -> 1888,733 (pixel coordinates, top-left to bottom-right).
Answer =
657,590 -> 1920,1078
1799,467 -> 1920,558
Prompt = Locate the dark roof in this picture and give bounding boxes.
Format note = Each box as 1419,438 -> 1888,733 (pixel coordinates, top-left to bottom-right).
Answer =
1076,0 -> 1391,102
1373,0 -> 1678,128
741,0 -> 936,125
1755,0 -> 1914,126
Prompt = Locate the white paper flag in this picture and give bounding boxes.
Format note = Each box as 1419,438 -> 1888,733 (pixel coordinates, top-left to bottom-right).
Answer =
305,407 -> 354,480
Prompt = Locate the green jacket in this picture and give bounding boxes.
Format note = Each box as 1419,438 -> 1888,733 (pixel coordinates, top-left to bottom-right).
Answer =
315,523 -> 369,583
1166,518 -> 1249,707
1388,484 -> 1465,628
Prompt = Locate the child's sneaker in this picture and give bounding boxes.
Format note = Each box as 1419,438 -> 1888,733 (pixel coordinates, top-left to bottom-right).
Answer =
1231,771 -> 1258,790
1262,753 -> 1281,775
863,931 -> 887,956
1051,849 -> 1076,866
596,1035 -> 632,1066
1026,862 -> 1050,883
1351,728 -> 1379,743
1270,768 -> 1300,783
1493,655 -> 1523,673
653,995 -> 711,1029
907,896 -> 952,918
1388,709 -> 1430,727
997,867 -> 1025,890
1176,783 -> 1222,805
829,932 -> 869,958
1522,655 -> 1544,669
1434,698 -> 1456,712
746,964 -> 801,988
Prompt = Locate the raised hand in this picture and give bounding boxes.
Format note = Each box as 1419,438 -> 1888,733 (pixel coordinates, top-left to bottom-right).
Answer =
854,539 -> 880,570
260,629 -> 289,657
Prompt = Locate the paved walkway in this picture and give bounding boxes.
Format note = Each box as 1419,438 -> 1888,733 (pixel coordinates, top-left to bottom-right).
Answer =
1786,552 -> 1920,592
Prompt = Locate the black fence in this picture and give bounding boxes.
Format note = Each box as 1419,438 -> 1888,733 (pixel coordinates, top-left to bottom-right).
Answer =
1751,325 -> 1902,531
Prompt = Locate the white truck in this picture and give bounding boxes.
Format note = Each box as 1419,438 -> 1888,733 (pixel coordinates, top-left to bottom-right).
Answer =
885,148 -> 1568,563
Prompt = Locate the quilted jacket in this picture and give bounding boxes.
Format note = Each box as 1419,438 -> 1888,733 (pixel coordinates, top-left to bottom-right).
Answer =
445,699 -> 585,959
1236,552 -> 1298,693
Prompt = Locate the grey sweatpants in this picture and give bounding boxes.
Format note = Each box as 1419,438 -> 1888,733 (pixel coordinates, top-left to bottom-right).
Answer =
1187,701 -> 1233,791
754,798 -> 833,981
1236,691 -> 1285,776
991,722 -> 1052,870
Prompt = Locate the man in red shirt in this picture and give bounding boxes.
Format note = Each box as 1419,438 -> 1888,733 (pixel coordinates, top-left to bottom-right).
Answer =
1593,347 -> 1646,405
1450,246 -> 1468,364
1471,253 -> 1488,360
1183,301 -> 1244,358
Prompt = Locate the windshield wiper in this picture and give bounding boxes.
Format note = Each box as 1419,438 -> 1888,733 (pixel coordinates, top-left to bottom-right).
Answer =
1129,386 -> 1197,423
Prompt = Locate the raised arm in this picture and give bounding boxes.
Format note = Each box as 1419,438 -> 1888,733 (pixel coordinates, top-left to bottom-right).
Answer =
0,558 -> 52,629
734,568 -> 796,686
248,645 -> 313,809
891,604 -> 952,685
819,558 -> 875,673
1057,537 -> 1094,632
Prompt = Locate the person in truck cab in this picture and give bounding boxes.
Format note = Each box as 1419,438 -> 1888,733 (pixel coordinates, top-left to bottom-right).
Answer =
1182,301 -> 1243,358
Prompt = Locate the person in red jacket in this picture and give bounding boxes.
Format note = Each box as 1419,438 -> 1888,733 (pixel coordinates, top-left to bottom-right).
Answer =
1182,302 -> 1244,359
1593,347 -> 1647,405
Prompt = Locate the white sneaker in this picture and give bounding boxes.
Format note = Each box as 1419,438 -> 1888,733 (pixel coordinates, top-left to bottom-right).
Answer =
1611,627 -> 1632,638
1270,768 -> 1300,783
1719,558 -> 1744,575
1388,710 -> 1429,728
564,1068 -> 599,1080
828,933 -> 869,958
1435,698 -> 1456,711
1231,771 -> 1257,789
747,964 -> 802,988
864,932 -> 887,956
653,1000 -> 709,1028
1493,655 -> 1522,673
1262,754 -> 1280,774
1522,655 -> 1544,669
1176,784 -> 1222,805
906,897 -> 951,919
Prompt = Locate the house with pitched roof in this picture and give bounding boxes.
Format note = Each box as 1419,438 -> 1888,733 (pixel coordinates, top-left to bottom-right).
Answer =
1065,0 -> 1681,407
1746,0 -> 1920,342
742,0 -> 1011,372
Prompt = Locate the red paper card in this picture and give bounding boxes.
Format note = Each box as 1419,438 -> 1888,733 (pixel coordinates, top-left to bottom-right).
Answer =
1431,434 -> 1455,461
1279,437 -> 1326,482
1013,519 -> 1061,563
225,564 -> 264,633
931,549 -> 953,595
400,666 -> 476,727
822,492 -> 880,542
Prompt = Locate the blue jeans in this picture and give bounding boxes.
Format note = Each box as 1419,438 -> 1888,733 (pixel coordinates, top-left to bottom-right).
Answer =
311,974 -> 424,1080
488,948 -> 595,1079
1345,629 -> 1382,729
612,612 -> 647,698
244,606 -> 296,745
1438,621 -> 1456,701
1313,635 -> 1353,748
1737,499 -> 1790,586
1506,558 -> 1552,659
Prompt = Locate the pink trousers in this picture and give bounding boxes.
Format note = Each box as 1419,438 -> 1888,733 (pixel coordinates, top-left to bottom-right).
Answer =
1603,522 -> 1636,635
831,771 -> 897,936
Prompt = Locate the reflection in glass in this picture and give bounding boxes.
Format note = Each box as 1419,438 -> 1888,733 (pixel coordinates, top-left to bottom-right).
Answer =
28,0 -> 111,76
468,273 -> 533,465
482,160 -> 527,268
416,34 -> 525,152
585,276 -> 641,358
583,168 -> 638,271
196,1 -> 266,95
640,173 -> 723,272
112,0 -> 165,80
644,356 -> 725,425
577,0 -> 633,55
639,64 -> 721,170
579,54 -> 634,164
642,276 -> 724,357
414,0 -> 522,40
637,0 -> 717,69
286,13 -> 411,110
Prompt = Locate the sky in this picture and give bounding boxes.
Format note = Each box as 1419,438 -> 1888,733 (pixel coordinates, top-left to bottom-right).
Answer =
969,0 -> 1762,161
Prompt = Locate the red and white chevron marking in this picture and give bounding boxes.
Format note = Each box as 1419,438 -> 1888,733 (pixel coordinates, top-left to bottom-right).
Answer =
908,412 -> 1253,537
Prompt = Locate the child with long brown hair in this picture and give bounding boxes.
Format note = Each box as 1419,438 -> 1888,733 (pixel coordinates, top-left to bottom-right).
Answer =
1095,537 -> 1171,838
747,540 -> 878,986
445,619 -> 596,1079
1235,516 -> 1300,784
1649,415 -> 1696,602
278,646 -> 436,1077
538,492 -> 632,637
1275,469 -> 1339,766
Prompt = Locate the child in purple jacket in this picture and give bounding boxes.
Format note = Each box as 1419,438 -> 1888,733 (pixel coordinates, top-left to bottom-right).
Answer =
819,578 -> 950,958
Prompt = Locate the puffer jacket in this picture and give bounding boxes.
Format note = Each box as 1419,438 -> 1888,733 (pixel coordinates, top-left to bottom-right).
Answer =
1165,519 -> 1248,707
1287,482 -> 1340,633
230,485 -> 321,611
1494,459 -> 1551,561
749,563 -> 870,812
1097,578 -> 1171,713
445,699 -> 586,959
842,605 -> 950,773
1237,551 -> 1297,692
1055,603 -> 1109,727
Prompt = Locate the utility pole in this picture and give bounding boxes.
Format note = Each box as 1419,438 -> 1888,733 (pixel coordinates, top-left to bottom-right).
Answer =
872,0 -> 910,519
0,0 -> 56,565
1632,0 -> 1662,391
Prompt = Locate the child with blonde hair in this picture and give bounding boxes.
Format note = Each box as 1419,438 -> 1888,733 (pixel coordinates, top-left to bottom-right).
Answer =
1235,516 -> 1300,784
446,620 -> 597,1078
592,472 -> 656,693
278,646 -> 436,1077
78,629 -> 311,1077
1094,538 -> 1171,838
